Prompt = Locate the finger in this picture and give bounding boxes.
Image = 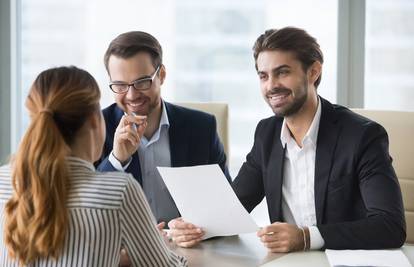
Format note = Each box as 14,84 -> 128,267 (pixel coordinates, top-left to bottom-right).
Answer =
167,218 -> 183,229
120,126 -> 140,142
257,227 -> 275,237
117,115 -> 129,130
137,120 -> 147,138
125,114 -> 147,126
157,221 -> 166,230
118,132 -> 140,147
173,233 -> 204,243
258,222 -> 285,236
269,245 -> 290,253
168,219 -> 197,230
176,238 -> 203,248
263,240 -> 285,249
119,248 -> 131,266
170,228 -> 204,238
260,232 -> 278,242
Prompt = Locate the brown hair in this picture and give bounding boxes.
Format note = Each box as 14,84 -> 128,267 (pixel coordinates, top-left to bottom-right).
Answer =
253,27 -> 324,88
4,66 -> 100,265
104,31 -> 163,72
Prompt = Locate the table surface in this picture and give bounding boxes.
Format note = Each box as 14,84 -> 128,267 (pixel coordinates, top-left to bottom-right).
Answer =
171,233 -> 414,267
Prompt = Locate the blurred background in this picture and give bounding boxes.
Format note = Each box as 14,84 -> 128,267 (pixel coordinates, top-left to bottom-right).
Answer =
1,0 -> 413,225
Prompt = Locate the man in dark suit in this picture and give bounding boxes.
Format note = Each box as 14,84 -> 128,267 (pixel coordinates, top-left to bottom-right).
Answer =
96,31 -> 230,230
169,27 -> 406,251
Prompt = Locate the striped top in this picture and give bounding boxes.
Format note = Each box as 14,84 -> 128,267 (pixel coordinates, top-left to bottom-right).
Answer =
0,157 -> 187,267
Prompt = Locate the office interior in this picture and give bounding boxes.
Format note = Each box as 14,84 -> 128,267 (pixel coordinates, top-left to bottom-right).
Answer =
0,0 -> 413,266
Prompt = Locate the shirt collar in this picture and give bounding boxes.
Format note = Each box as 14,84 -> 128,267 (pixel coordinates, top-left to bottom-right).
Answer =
66,156 -> 95,171
280,97 -> 322,147
159,99 -> 170,128
141,100 -> 170,146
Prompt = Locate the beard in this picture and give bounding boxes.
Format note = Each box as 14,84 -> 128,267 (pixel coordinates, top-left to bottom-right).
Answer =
267,77 -> 308,117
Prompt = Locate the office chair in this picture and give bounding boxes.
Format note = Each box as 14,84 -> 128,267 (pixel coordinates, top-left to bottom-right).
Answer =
175,102 -> 229,164
352,109 -> 414,244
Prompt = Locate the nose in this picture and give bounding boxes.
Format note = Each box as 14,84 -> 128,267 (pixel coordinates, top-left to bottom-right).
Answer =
266,75 -> 281,91
125,84 -> 142,99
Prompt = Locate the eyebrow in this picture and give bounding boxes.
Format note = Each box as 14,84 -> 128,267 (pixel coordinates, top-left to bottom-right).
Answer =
110,74 -> 152,84
258,64 -> 291,75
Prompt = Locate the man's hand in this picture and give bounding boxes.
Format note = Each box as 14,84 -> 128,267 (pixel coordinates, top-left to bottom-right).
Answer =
168,217 -> 204,248
119,248 -> 131,267
157,221 -> 166,234
113,114 -> 147,163
257,222 -> 305,253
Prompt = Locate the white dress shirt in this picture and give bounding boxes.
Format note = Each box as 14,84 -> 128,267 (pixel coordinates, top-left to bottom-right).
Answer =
280,98 -> 325,249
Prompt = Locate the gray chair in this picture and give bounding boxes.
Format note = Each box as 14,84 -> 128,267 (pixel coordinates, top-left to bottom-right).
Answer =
175,102 -> 229,164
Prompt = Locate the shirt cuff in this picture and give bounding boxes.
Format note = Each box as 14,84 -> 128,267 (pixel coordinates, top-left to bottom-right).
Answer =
308,226 -> 325,250
108,151 -> 132,171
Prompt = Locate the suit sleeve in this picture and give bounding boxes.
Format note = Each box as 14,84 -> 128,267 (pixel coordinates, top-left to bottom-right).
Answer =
318,122 -> 406,249
231,121 -> 266,213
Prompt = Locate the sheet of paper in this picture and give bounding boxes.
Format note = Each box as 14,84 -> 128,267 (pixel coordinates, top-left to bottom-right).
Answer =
157,164 -> 258,239
325,249 -> 412,267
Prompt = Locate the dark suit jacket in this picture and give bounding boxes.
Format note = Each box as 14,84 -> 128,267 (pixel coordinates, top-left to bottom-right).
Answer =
232,97 -> 406,249
96,101 -> 230,184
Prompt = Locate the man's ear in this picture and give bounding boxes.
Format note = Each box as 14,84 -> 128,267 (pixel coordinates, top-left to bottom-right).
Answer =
308,61 -> 322,85
159,64 -> 166,85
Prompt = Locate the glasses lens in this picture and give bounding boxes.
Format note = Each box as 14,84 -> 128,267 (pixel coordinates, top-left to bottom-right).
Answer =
133,79 -> 152,90
110,84 -> 128,93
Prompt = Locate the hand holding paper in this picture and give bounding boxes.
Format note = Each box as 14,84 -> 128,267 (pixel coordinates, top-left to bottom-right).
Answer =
157,164 -> 258,240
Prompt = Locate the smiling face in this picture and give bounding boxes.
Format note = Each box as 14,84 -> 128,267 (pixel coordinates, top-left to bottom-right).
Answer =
108,52 -> 165,116
257,50 -> 313,117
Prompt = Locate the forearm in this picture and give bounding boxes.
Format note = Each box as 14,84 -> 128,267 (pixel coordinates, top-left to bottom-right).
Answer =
318,215 -> 405,249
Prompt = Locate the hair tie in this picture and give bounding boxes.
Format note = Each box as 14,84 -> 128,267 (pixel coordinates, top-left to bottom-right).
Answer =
39,109 -> 54,116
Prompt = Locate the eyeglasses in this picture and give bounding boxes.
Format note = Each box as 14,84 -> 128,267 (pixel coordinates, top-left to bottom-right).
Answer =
109,65 -> 160,94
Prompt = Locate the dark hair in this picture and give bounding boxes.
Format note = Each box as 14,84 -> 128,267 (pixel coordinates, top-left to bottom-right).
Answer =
4,66 -> 100,265
104,31 -> 163,72
253,27 -> 324,88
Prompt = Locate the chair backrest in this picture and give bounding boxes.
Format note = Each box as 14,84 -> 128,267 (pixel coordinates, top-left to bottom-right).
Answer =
352,109 -> 414,244
175,102 -> 229,162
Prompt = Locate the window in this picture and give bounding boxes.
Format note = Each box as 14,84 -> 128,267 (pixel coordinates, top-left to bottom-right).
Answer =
365,0 -> 414,111
20,0 -> 337,175
19,0 -> 338,225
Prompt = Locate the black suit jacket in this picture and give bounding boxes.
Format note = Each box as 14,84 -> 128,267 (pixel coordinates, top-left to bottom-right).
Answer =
232,97 -> 406,249
96,101 -> 230,184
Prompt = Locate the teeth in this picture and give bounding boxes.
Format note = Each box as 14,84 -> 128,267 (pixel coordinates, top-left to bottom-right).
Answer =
129,101 -> 145,107
270,95 -> 286,100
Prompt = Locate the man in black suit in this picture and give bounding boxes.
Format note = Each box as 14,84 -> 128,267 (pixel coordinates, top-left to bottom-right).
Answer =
169,27 -> 406,251
96,31 -> 230,230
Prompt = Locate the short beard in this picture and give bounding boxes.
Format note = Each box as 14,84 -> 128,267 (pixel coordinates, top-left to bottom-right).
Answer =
273,78 -> 308,117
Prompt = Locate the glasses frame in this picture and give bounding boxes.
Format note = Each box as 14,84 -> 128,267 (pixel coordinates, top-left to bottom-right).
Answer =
109,65 -> 161,94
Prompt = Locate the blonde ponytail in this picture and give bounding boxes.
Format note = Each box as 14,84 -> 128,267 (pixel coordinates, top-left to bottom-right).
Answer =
4,66 -> 100,265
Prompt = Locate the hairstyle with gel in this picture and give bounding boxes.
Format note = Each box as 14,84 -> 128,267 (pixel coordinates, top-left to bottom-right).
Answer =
104,31 -> 163,72
4,66 -> 100,265
253,27 -> 324,88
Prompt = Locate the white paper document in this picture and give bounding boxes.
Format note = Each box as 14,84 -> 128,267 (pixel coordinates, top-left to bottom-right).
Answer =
325,249 -> 412,267
157,164 -> 258,239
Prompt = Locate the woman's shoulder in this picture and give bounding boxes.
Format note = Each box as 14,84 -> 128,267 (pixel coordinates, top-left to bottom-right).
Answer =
68,170 -> 136,210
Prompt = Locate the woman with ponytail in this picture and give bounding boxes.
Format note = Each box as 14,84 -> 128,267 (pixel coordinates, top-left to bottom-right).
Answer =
0,66 -> 187,266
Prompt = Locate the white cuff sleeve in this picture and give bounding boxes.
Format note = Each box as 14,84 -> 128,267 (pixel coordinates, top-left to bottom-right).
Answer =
108,151 -> 132,171
308,226 -> 325,250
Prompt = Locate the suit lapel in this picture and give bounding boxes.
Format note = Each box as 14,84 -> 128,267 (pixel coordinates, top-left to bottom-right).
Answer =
314,98 -> 340,224
165,102 -> 189,167
266,120 -> 286,222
